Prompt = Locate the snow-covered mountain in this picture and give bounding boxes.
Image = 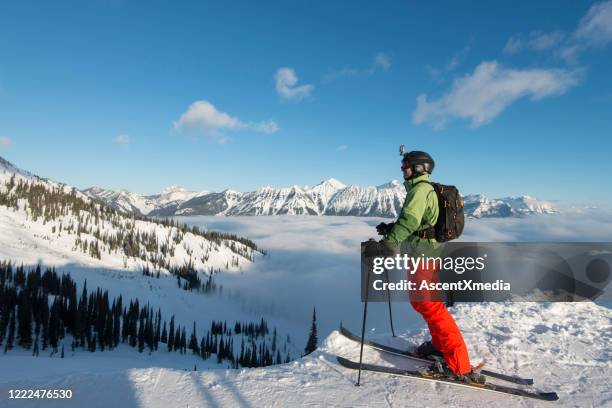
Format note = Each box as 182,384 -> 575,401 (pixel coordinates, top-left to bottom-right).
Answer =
0,156 -> 258,278
84,178 -> 557,218
463,194 -> 557,218
82,185 -> 205,217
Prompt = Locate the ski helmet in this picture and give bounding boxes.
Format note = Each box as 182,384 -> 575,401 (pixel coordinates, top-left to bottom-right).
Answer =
402,150 -> 435,178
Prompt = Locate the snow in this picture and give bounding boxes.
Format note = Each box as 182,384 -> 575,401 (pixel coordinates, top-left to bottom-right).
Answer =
83,175 -> 558,218
82,185 -> 204,216
0,202 -> 255,275
1,302 -> 610,407
3,214 -> 609,407
463,194 -> 557,218
148,185 -> 203,207
0,156 -> 610,407
377,179 -> 402,189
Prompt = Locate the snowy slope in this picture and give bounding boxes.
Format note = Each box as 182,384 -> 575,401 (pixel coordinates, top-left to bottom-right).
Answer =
85,177 -> 557,218
0,156 -> 88,199
0,156 -> 35,183
0,156 -> 257,278
0,204 -> 254,275
1,302 -> 609,407
0,158 -> 307,407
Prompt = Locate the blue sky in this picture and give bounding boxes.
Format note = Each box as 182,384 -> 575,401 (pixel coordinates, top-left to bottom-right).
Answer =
0,0 -> 611,204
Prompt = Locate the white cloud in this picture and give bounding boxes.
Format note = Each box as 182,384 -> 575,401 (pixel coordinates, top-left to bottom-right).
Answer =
504,1 -> 612,62
413,61 -> 580,129
427,47 -> 470,80
336,144 -> 348,152
174,100 -> 278,141
274,68 -> 314,102
0,136 -> 13,147
112,134 -> 130,145
373,52 -> 391,71
561,0 -> 612,61
503,31 -> 565,54
322,68 -> 360,82
530,31 -> 566,50
575,0 -> 612,47
503,36 -> 524,54
323,52 -> 392,82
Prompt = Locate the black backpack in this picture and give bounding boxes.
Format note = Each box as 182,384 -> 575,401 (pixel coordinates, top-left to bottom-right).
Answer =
414,181 -> 464,242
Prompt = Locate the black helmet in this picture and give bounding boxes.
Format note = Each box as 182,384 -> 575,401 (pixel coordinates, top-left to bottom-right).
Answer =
402,150 -> 435,178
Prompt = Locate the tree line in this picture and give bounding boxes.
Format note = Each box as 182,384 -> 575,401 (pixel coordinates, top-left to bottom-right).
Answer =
0,262 -> 292,368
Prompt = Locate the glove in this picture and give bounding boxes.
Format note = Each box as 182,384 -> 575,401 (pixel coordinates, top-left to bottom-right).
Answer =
375,222 -> 395,237
363,239 -> 381,258
378,240 -> 399,257
363,239 -> 399,258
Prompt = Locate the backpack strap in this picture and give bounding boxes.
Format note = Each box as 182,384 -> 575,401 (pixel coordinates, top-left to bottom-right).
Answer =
410,180 -> 437,239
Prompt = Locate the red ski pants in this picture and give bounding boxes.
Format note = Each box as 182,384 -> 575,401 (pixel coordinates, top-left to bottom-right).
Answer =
409,264 -> 471,375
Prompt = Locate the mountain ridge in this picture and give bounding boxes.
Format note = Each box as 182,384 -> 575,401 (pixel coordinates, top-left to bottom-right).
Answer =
1,156 -> 558,219
83,178 -> 558,219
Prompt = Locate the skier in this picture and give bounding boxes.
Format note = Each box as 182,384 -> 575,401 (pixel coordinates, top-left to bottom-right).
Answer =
376,150 -> 485,383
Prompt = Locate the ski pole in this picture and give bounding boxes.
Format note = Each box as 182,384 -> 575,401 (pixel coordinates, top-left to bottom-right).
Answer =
357,239 -> 375,386
384,268 -> 396,337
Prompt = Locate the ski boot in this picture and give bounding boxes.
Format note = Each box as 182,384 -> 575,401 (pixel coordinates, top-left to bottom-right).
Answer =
413,340 -> 443,359
419,360 -> 487,384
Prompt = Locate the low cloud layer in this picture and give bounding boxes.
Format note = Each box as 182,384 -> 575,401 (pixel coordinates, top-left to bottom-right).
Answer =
413,61 -> 580,129
275,68 -> 314,102
174,100 -> 278,141
181,210 -> 612,340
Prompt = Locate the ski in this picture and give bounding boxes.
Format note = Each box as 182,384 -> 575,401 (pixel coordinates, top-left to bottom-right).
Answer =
336,356 -> 559,402
339,324 -> 534,386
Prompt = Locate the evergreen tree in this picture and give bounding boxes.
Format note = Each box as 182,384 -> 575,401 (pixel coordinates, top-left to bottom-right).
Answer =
161,321 -> 167,344
200,336 -> 207,360
6,309 -> 16,351
189,322 -> 199,355
180,327 -> 187,354
138,317 -> 145,352
154,309 -> 161,350
168,316 -> 175,352
303,307 -> 317,356
33,335 -> 39,356
17,290 -> 32,349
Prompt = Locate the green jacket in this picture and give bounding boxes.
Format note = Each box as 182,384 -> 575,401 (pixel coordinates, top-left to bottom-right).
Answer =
382,174 -> 439,250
